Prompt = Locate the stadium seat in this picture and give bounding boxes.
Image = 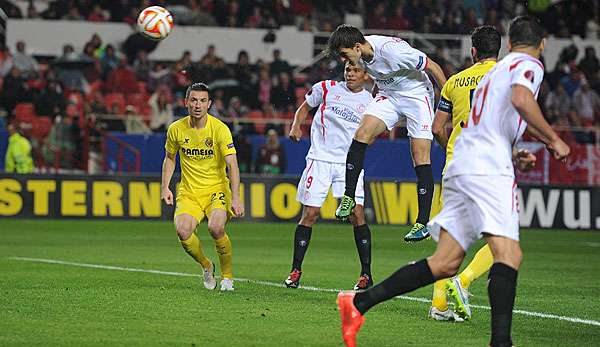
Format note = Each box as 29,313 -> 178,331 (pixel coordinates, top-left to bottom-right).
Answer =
127,93 -> 149,110
88,80 -> 104,99
31,116 -> 53,140
66,104 -> 80,119
137,81 -> 148,94
105,93 -> 126,115
15,103 -> 36,123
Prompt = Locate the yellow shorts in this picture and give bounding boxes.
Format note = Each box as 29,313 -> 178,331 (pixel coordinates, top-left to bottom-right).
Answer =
174,184 -> 233,222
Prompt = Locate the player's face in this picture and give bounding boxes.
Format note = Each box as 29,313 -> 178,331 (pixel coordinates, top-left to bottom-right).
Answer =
344,63 -> 367,90
186,90 -> 212,119
338,44 -> 361,65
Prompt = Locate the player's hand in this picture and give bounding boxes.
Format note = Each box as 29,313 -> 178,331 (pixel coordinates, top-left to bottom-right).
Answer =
232,198 -> 244,218
514,149 -> 536,172
288,126 -> 302,142
162,188 -> 174,206
547,138 -> 570,162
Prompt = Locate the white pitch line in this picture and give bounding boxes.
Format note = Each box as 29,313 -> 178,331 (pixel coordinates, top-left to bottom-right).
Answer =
8,256 -> 600,327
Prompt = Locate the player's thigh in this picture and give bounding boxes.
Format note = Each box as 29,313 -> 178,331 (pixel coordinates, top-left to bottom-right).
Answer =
484,234 -> 522,270
427,229 -> 466,278
359,96 -> 397,140
331,163 -> 364,205
465,176 -> 520,243
396,93 -> 434,141
296,159 -> 332,208
174,214 -> 199,240
428,177 -> 479,251
409,137 -> 432,166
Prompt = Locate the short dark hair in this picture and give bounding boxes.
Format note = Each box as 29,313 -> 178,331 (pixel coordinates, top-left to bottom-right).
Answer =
508,16 -> 545,48
185,82 -> 210,99
471,25 -> 501,59
325,24 -> 366,57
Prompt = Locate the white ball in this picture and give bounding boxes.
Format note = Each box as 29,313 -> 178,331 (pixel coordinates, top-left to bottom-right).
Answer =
137,6 -> 174,41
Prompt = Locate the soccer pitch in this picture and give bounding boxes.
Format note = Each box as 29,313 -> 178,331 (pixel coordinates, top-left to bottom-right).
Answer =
1,220 -> 599,346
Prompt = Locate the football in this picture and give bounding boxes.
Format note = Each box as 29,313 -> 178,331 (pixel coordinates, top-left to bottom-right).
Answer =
137,6 -> 174,41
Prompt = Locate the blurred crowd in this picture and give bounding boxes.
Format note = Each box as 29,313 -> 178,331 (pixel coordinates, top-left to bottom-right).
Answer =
1,0 -> 600,174
3,0 -> 600,38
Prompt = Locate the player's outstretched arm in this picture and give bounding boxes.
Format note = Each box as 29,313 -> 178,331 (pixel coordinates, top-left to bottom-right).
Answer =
432,109 -> 450,149
511,85 -> 570,160
225,154 -> 244,217
289,101 -> 313,141
161,152 -> 176,205
425,58 -> 447,90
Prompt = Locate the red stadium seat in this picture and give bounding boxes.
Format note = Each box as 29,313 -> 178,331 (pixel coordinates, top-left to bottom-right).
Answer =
246,110 -> 265,134
105,93 -> 126,115
15,103 -> 36,123
31,116 -> 53,140
127,93 -> 149,110
137,81 -> 148,94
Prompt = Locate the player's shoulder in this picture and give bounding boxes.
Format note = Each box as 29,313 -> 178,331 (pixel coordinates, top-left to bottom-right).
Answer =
503,52 -> 544,71
208,114 -> 232,132
168,116 -> 189,132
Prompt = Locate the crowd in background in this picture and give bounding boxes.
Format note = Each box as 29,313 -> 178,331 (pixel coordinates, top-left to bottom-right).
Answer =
3,0 -> 600,38
1,0 -> 600,174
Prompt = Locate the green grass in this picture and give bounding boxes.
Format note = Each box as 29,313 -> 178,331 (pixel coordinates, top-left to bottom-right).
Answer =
1,220 -> 599,346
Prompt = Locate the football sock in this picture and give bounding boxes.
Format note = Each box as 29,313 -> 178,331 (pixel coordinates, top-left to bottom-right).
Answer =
292,225 -> 312,271
353,259 -> 434,315
353,224 -> 372,275
459,244 -> 494,289
415,164 -> 434,225
488,263 -> 518,347
431,279 -> 449,311
215,234 -> 233,279
180,233 -> 212,270
344,140 -> 368,198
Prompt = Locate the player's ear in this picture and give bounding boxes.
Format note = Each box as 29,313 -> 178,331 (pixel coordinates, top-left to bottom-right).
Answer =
207,99 -> 212,110
471,47 -> 477,62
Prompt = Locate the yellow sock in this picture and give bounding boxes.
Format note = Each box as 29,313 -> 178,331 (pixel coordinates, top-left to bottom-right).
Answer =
215,234 -> 233,279
431,279 -> 449,311
180,233 -> 212,269
459,244 -> 494,289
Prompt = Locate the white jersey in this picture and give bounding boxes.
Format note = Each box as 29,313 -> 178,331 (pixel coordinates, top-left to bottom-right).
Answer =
445,52 -> 545,178
362,35 -> 434,97
305,80 -> 373,163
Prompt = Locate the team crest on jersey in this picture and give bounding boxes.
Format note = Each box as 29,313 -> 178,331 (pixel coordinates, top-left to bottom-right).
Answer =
205,138 -> 213,147
524,70 -> 534,83
357,104 -> 366,113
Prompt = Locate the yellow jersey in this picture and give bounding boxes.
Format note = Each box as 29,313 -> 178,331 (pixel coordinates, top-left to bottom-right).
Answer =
438,60 -> 496,174
165,114 -> 237,192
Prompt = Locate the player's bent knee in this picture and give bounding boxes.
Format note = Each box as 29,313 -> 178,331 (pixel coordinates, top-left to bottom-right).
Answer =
207,222 -> 225,239
175,223 -> 194,240
299,206 -> 320,226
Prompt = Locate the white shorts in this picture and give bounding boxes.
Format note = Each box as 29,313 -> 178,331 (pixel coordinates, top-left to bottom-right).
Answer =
296,159 -> 365,207
428,175 -> 519,251
364,91 -> 434,140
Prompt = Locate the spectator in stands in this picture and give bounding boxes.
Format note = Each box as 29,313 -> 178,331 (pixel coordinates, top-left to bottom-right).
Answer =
1,67 -> 28,117
12,41 -> 38,78
148,88 -> 173,132
560,69 -> 583,97
88,4 -> 108,22
100,44 -> 119,80
200,44 -> 219,66
0,43 -> 13,77
34,80 -> 65,118
54,45 -> 89,93
148,63 -> 174,92
234,133 -> 253,173
124,105 -> 152,134
269,49 -> 291,77
133,50 -> 152,82
179,50 -> 192,68
257,68 -> 272,106
65,6 -> 84,20
4,122 -> 33,173
439,11 -> 461,34
225,96 -> 255,135
257,129 -> 286,175
545,84 -> 573,125
387,4 -> 411,30
105,56 -> 138,95
366,2 -> 387,29
82,42 -> 102,83
573,79 -> 600,127
578,47 -> 600,81
86,33 -> 104,58
270,72 -> 296,111
42,116 -> 76,169
263,103 -> 284,135
586,12 -> 600,39
483,8 -> 505,35
86,91 -> 108,115
173,61 -> 191,94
